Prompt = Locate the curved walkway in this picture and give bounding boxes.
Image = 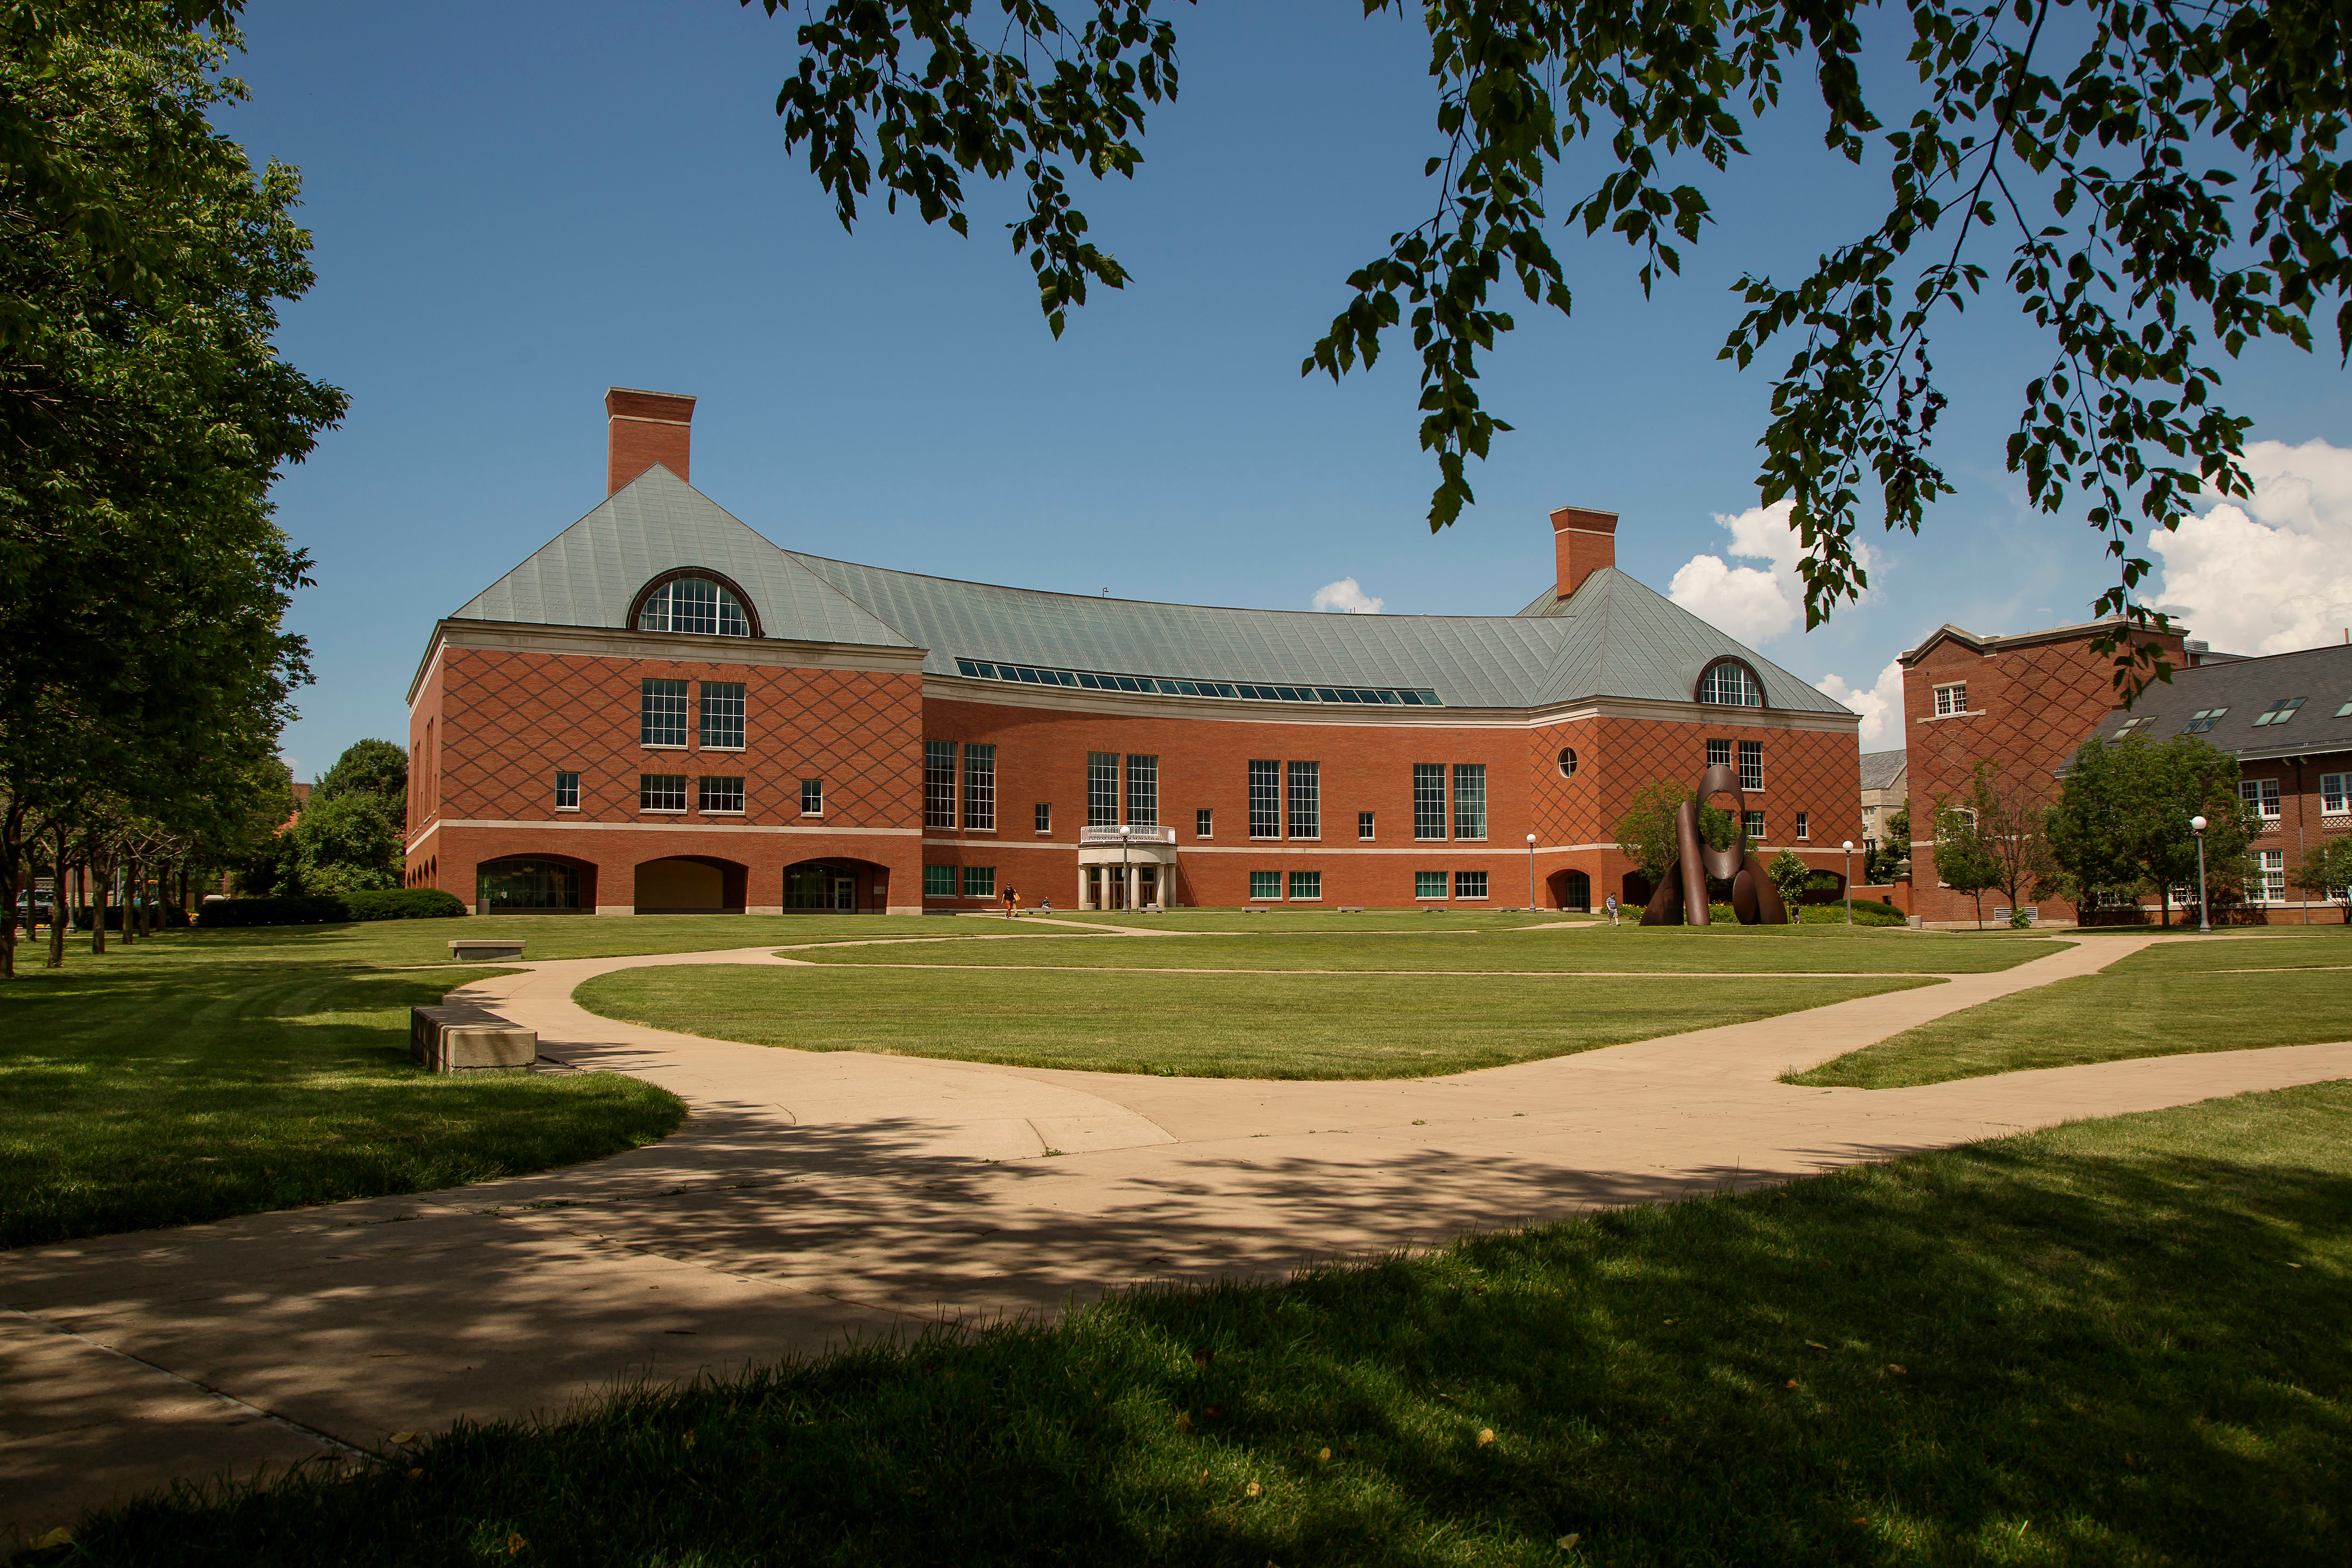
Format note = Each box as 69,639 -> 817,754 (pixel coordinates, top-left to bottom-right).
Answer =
5,930 -> 2348,1542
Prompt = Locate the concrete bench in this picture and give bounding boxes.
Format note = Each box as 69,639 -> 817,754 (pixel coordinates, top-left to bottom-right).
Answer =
410,1003 -> 538,1074
1338,906 -> 1366,913
448,938 -> 527,963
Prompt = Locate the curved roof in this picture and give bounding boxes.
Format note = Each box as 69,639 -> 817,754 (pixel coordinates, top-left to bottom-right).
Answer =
448,467 -> 1853,717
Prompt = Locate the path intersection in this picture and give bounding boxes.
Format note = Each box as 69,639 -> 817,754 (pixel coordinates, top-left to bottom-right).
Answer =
6,925 -> 2348,1542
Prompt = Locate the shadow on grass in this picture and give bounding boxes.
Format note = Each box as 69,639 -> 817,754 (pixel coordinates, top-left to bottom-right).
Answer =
0,957 -> 682,1249
65,1084 -> 2352,1566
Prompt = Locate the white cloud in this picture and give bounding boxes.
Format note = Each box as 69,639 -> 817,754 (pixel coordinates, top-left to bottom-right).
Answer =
2148,437 -> 2352,655
1668,500 -> 1874,645
1312,577 -> 1385,614
1815,659 -> 1906,749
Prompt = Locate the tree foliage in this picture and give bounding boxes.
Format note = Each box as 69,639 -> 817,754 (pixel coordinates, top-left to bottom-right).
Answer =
1613,775 -> 1738,881
744,0 -> 2350,695
2045,733 -> 2255,920
0,2 -> 344,975
314,738 -> 408,832
1930,795 -> 2003,927
2287,836 -> 2352,914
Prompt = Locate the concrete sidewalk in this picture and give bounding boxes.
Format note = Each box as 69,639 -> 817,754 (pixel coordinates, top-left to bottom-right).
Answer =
5,930 -> 2346,1544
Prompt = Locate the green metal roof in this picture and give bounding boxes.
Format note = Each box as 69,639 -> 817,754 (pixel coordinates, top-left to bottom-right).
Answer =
449,470 -> 1855,717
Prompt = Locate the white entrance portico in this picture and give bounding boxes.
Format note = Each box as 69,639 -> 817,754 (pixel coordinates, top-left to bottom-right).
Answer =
1076,824 -> 1178,910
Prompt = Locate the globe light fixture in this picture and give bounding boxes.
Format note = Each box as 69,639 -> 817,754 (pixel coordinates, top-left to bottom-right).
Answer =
2191,814 -> 2210,936
1525,832 -> 1538,910
1842,840 -> 1856,926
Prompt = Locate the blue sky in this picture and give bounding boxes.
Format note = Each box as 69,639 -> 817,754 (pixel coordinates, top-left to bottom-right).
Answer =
222,2 -> 2352,775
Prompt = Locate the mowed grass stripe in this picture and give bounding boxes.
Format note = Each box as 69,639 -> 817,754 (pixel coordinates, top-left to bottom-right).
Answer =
1792,930 -> 2352,1089
575,966 -> 1936,1079
786,928 -> 2061,975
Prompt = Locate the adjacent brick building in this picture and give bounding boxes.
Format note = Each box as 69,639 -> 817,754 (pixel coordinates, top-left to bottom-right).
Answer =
404,390 -> 1867,914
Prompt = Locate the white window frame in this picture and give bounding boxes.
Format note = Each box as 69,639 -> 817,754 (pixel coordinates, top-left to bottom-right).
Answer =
1249,761 -> 1282,839
1932,682 -> 1968,717
1287,760 -> 1320,840
1125,753 -> 1159,827
962,743 -> 996,832
1415,870 -> 1448,900
923,864 -> 956,899
639,773 -> 687,813
925,741 -> 957,829
640,679 -> 688,748
1451,764 -> 1487,842
2260,848 -> 2286,904
698,681 -> 746,750
2239,778 -> 2282,821
700,776 -> 746,816
1249,869 -> 1282,901
2320,772 -> 2350,816
554,771 -> 580,811
1358,810 -> 1376,841
1413,763 -> 1447,840
1796,810 -> 1809,841
1287,870 -> 1322,902
1454,870 -> 1489,900
961,865 -> 996,899
1738,740 -> 1764,792
798,778 -> 823,817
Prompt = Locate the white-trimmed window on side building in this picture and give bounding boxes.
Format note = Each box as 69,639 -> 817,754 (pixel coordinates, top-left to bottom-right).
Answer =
640,773 -> 687,812
1196,807 -> 1213,837
1454,870 -> 1488,899
702,776 -> 745,814
1452,765 -> 1487,841
1796,810 -> 1809,841
962,744 -> 996,831
1088,752 -> 1119,826
641,679 -> 688,747
1250,869 -> 1281,900
1739,740 -> 1763,791
1934,682 -> 1968,717
1707,738 -> 1731,770
1359,811 -> 1375,841
1289,870 -> 1322,901
925,865 -> 955,898
2319,772 -> 2349,816
1249,761 -> 1282,839
2239,778 -> 2282,823
1742,810 -> 1765,841
2260,848 -> 2286,903
1035,801 -> 1052,834
699,682 -> 745,749
1416,870 -> 1447,899
798,778 -> 822,816
1126,753 -> 1158,826
555,771 -> 579,810
925,741 -> 957,829
961,865 -> 996,899
1287,761 -> 1320,839
1414,764 -> 1447,839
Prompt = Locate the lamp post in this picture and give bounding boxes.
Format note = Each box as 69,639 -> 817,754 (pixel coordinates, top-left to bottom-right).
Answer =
2192,814 -> 2210,935
1118,822 -> 1132,912
1842,841 -> 1855,925
1525,832 -> 1538,911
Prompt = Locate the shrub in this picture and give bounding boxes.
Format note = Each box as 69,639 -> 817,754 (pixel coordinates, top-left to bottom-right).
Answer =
1797,901 -> 1908,927
196,888 -> 466,928
345,887 -> 465,921
64,906 -> 190,931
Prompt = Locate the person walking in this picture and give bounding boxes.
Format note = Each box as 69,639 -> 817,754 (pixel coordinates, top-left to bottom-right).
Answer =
1604,893 -> 1620,927
1004,885 -> 1020,920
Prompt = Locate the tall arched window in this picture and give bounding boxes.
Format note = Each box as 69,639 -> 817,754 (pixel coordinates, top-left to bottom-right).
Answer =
636,576 -> 751,636
1697,659 -> 1765,708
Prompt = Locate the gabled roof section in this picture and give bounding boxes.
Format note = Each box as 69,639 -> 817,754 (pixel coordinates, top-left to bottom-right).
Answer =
1859,750 -> 1908,792
451,466 -> 913,649
1518,568 -> 1854,715
2076,640 -> 2352,761
784,552 -> 1571,706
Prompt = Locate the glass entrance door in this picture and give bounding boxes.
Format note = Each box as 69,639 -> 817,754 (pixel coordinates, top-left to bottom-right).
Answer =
829,875 -> 856,911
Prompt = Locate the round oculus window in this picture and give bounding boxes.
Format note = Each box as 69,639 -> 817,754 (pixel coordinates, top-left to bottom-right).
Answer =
1557,746 -> 1579,779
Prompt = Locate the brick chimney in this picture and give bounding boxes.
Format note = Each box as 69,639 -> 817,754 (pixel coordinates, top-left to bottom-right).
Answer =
605,387 -> 696,494
1551,504 -> 1618,600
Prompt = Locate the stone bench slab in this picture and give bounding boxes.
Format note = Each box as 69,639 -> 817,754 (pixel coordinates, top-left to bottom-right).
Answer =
448,939 -> 527,962
410,1003 -> 538,1074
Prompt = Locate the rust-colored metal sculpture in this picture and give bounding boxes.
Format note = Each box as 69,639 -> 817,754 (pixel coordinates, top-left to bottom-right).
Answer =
1639,763 -> 1788,926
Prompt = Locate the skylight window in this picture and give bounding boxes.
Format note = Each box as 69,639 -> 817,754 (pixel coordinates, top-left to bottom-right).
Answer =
2112,716 -> 2153,738
2252,697 -> 2307,727
2180,708 -> 2227,734
951,657 -> 1441,707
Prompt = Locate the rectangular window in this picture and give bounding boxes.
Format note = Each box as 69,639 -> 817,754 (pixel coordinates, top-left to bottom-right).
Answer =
699,681 -> 745,749
1706,738 -> 1732,770
962,865 -> 996,899
799,778 -> 823,816
2322,773 -> 2350,815
1416,870 -> 1448,899
2260,848 -> 2286,903
554,771 -> 580,810
1126,754 -> 1159,826
1414,764 -> 1448,839
1452,764 -> 1487,841
1088,752 -> 1121,827
924,864 -> 955,898
2251,697 -> 2307,727
1358,810 -> 1375,841
1454,870 -> 1489,900
2182,708 -> 2227,734
1933,682 -> 1968,717
925,740 -> 957,829
1035,801 -> 1052,834
1287,760 -> 1320,839
2239,778 -> 2283,819
701,776 -> 745,814
1738,740 -> 1763,792
1195,807 -> 1213,837
1742,810 -> 1766,840
1249,760 -> 1282,838
1249,869 -> 1282,900
639,773 -> 686,812
962,743 -> 996,830
1796,810 -> 1810,841
641,678 -> 688,747
1289,870 -> 1322,901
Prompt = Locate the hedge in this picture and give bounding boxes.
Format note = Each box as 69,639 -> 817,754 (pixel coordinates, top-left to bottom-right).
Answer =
59,906 -> 191,932
195,888 -> 465,928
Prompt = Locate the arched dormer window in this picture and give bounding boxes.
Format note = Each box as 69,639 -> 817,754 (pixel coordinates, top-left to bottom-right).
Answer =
631,570 -> 757,638
1697,658 -> 1765,708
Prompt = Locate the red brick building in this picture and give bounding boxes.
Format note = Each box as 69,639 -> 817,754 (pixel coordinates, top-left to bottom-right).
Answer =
404,390 -> 1867,914
1898,618 -> 2352,925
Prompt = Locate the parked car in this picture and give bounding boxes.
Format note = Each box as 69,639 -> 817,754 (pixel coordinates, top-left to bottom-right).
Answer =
15,891 -> 55,926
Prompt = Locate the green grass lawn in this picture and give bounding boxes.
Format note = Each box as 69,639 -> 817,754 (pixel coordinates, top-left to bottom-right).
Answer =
576,965 -> 1935,1077
1039,908 -> 1581,933
788,926 -> 2063,975
2,930 -> 700,1249
162,911 -> 988,968
73,1082 -> 2352,1566
1792,931 -> 2352,1089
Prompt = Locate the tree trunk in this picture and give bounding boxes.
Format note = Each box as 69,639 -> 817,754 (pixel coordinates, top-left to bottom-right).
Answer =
120,855 -> 138,945
47,829 -> 69,968
0,797 -> 22,980
92,855 -> 109,954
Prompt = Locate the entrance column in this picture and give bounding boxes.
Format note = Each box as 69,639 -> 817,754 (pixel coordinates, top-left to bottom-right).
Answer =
1077,867 -> 1091,910
1124,864 -> 1138,912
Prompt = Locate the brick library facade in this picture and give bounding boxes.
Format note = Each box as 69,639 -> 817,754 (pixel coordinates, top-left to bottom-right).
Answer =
403,390 -> 1867,915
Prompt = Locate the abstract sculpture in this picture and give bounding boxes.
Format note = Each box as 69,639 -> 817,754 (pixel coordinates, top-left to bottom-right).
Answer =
1639,763 -> 1789,926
